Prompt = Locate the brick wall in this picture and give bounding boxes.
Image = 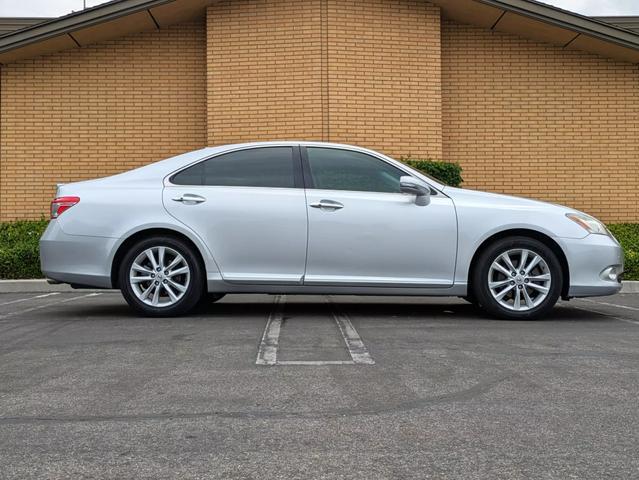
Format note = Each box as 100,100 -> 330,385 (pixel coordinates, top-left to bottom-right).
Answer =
206,0 -> 442,158
0,21 -> 207,220
327,0 -> 442,158
206,0 -> 324,144
1,4 -> 638,223
442,20 -> 639,223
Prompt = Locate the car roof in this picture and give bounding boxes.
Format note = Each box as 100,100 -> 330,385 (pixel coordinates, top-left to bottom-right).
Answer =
202,140 -> 380,150
109,141 -> 446,192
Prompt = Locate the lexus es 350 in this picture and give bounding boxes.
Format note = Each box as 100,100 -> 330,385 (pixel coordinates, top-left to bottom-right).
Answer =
40,142 -> 623,319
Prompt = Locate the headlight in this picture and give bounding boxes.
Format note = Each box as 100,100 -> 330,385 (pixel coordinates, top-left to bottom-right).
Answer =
566,213 -> 609,235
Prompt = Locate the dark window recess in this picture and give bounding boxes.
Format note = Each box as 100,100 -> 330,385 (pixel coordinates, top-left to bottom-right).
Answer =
306,147 -> 404,193
172,147 -> 296,188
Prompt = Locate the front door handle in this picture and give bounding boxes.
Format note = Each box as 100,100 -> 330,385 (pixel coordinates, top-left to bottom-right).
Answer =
172,193 -> 206,205
309,200 -> 344,210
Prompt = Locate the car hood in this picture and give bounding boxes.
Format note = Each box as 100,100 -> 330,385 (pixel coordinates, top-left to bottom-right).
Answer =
442,186 -> 576,214
440,186 -> 597,240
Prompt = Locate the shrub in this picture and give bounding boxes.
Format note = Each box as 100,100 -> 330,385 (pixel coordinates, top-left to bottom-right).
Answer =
0,219 -> 48,279
608,224 -> 639,281
401,158 -> 463,187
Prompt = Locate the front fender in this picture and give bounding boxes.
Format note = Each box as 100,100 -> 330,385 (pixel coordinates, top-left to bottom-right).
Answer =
451,198 -> 585,285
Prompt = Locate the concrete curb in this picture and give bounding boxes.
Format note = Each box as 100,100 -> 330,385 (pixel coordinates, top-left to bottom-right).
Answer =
0,279 -> 638,294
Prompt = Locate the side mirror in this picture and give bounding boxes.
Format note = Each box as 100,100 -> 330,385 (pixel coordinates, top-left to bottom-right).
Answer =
400,176 -> 431,206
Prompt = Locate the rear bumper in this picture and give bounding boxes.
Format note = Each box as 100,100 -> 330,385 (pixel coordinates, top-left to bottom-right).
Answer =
559,233 -> 624,298
40,221 -> 117,289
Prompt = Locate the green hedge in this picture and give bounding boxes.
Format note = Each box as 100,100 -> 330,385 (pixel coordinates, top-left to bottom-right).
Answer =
608,224 -> 639,282
0,219 -> 637,281
0,220 -> 48,279
402,158 -> 464,187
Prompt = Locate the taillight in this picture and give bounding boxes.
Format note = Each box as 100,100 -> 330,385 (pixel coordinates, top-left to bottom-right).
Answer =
51,196 -> 80,219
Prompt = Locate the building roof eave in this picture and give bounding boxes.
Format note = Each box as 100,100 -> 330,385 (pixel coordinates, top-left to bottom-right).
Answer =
0,18 -> 53,37
432,0 -> 639,63
0,0 -> 213,64
0,0 -> 172,52
595,17 -> 639,35
0,0 -> 638,64
481,0 -> 639,50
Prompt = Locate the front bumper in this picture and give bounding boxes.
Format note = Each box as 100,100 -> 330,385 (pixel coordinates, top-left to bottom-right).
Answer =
559,233 -> 624,298
40,220 -> 118,289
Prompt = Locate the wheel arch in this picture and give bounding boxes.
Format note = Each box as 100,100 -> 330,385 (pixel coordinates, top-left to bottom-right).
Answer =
110,228 -> 209,289
468,229 -> 570,299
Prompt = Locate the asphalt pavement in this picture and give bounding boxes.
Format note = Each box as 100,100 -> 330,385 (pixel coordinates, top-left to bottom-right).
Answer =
1,291 -> 638,479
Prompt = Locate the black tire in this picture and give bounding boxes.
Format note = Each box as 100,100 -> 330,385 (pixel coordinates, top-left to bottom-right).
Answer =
119,236 -> 205,317
202,293 -> 226,304
194,292 -> 227,313
471,236 -> 563,320
461,294 -> 480,308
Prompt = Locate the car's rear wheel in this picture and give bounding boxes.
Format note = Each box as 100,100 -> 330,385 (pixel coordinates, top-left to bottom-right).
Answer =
119,236 -> 204,317
472,236 -> 562,320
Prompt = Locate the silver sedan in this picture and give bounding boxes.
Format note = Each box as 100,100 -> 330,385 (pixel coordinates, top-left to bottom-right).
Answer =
40,142 -> 623,319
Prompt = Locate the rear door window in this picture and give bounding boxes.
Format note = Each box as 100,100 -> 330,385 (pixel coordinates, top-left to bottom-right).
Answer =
171,147 -> 296,188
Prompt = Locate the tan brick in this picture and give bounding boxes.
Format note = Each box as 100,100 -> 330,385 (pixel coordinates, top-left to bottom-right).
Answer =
1,5 -> 637,224
206,0 -> 324,144
442,21 -> 639,223
326,0 -> 442,158
0,21 -> 207,220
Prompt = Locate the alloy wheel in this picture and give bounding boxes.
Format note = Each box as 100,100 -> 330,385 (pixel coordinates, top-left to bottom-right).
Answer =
487,248 -> 552,312
129,246 -> 190,307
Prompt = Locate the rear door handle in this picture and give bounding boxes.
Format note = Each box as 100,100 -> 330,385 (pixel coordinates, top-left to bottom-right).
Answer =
309,200 -> 344,210
172,193 -> 206,205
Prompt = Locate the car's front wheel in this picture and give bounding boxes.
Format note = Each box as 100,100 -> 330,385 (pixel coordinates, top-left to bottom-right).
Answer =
472,236 -> 563,320
119,236 -> 204,317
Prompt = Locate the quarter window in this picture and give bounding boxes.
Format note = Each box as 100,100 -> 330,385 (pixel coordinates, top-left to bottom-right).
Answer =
306,147 -> 404,193
171,147 -> 296,188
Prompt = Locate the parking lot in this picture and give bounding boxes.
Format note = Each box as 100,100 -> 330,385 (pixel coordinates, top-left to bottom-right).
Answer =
1,291 -> 639,479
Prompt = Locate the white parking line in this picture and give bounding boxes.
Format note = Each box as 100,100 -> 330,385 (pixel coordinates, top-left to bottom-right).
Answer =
255,295 -> 285,365
0,293 -> 102,322
255,295 -> 375,366
0,292 -> 60,307
330,300 -> 376,365
277,360 -> 356,366
570,304 -> 639,326
580,298 -> 639,313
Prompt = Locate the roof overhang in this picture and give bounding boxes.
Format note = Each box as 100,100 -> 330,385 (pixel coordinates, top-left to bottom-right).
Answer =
0,0 -> 638,64
595,17 -> 639,35
0,17 -> 52,36
431,0 -> 639,63
0,0 -> 212,64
